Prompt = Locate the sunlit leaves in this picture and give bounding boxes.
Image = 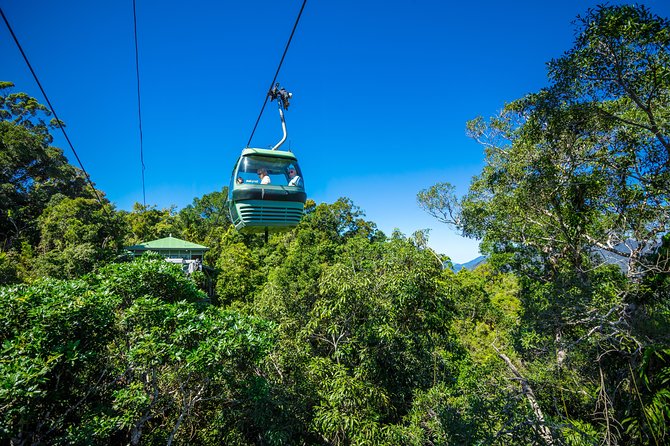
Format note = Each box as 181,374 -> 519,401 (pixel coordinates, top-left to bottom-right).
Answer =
0,256 -> 275,444
0,279 -> 117,444
417,182 -> 461,227
419,5 -> 670,445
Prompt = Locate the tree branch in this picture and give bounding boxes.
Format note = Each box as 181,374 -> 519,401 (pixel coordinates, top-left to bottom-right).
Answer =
492,344 -> 555,445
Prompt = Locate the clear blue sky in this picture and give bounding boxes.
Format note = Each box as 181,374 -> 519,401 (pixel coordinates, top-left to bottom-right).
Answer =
2,1 -> 669,263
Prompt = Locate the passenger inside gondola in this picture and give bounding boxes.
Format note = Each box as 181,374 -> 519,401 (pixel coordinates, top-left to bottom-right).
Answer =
287,165 -> 302,187
257,168 -> 271,184
236,157 -> 304,188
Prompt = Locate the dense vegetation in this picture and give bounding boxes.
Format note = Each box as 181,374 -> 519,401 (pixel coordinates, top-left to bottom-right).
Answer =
1,5 -> 669,445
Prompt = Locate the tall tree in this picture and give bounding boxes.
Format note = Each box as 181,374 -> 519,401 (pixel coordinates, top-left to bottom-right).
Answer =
419,5 -> 670,279
122,203 -> 178,245
175,187 -> 232,265
32,195 -> 126,279
418,5 -> 670,444
250,200 -> 457,444
0,82 -> 92,250
0,255 -> 275,445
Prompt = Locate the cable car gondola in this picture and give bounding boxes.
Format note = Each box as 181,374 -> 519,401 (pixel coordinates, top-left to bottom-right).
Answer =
228,86 -> 306,233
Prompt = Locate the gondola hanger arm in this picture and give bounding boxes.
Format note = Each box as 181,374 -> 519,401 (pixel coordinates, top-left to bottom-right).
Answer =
269,84 -> 292,150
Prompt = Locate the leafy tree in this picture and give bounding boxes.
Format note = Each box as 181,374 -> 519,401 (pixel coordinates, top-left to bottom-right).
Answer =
31,195 -> 126,279
251,216 -> 458,444
107,298 -> 274,445
458,5 -> 669,280
301,197 -> 384,244
214,228 -> 264,305
0,278 -> 119,445
416,182 -> 461,228
0,250 -> 18,285
96,256 -> 275,445
122,202 -> 178,245
175,187 -> 231,243
89,252 -> 204,307
0,255 -> 276,445
0,82 -> 92,251
627,346 -> 670,443
418,5 -> 670,445
550,5 -> 670,168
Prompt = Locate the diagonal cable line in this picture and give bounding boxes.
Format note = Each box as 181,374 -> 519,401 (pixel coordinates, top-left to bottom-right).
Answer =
246,0 -> 307,148
132,0 -> 146,206
0,6 -> 111,216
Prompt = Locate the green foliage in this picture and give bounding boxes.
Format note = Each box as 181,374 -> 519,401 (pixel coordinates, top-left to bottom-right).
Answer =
418,5 -> 670,445
31,195 -> 126,280
4,6 -> 670,441
0,255 -> 275,445
108,298 -> 275,445
251,222 -> 461,444
90,252 -> 206,307
301,197 -> 384,243
0,279 -> 118,445
0,84 -> 118,284
416,182 -> 461,227
214,228 -> 264,305
623,346 -> 670,444
0,250 -> 18,285
309,358 -> 389,445
175,187 -> 231,243
458,5 -> 670,281
447,265 -> 521,361
122,203 -> 178,245
0,83 -> 93,253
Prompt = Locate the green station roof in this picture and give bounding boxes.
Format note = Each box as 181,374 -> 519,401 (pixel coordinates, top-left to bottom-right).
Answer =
126,236 -> 209,251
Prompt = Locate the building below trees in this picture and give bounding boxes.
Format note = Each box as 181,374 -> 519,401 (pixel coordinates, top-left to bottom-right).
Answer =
126,235 -> 208,265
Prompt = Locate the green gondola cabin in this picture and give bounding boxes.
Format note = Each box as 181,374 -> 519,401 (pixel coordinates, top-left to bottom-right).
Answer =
228,147 -> 306,233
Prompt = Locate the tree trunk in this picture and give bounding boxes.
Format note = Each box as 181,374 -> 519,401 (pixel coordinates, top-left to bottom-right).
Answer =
493,345 -> 554,446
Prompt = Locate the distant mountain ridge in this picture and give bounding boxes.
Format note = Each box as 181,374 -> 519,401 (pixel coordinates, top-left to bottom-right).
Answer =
449,239 -> 658,273
451,255 -> 487,272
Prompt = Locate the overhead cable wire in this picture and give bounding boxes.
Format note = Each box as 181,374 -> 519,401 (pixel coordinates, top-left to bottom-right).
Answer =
0,6 -> 112,217
132,0 -> 146,206
246,0 -> 307,148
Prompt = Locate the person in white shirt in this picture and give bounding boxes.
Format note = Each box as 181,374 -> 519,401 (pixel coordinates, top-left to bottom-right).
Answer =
287,166 -> 302,187
257,168 -> 271,184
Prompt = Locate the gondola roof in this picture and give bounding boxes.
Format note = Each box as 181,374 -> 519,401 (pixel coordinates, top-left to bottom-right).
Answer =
240,148 -> 298,159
